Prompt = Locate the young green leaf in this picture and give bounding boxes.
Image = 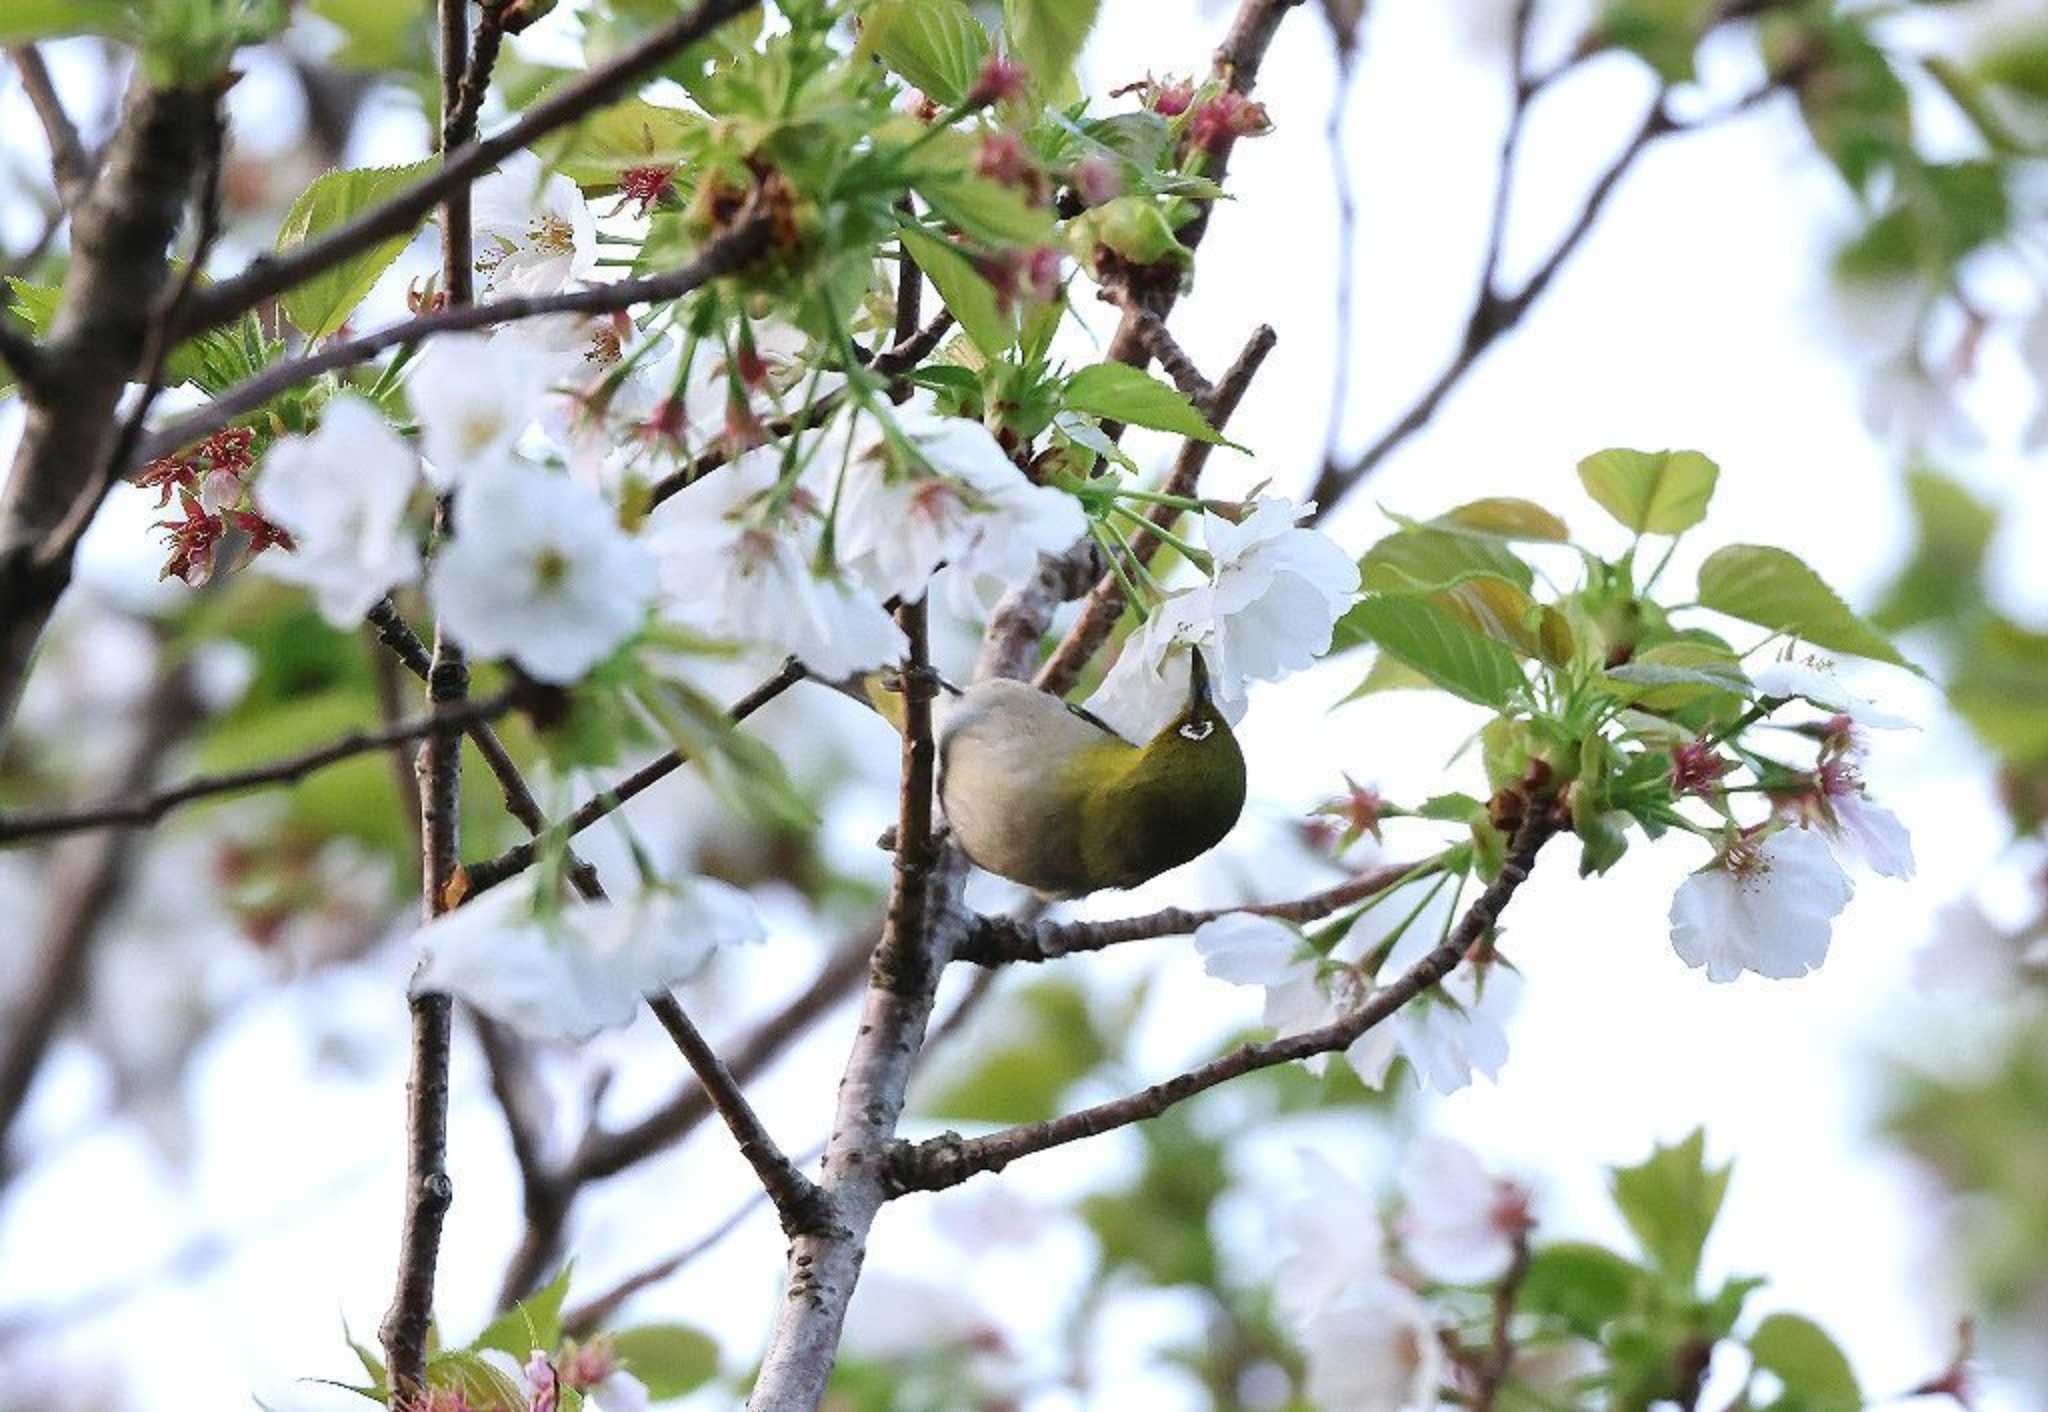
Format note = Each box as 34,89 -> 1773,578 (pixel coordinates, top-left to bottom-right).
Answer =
1337,596 -> 1527,709
897,222 -> 1012,358
1431,496 -> 1571,542
1003,0 -> 1103,95
609,1324 -> 722,1399
1577,448 -> 1720,534
1608,1128 -> 1730,1289
1360,527 -> 1535,594
1696,544 -> 1915,670
473,1263 -> 573,1359
917,173 -> 1056,247
1061,362 -> 1232,445
1748,1312 -> 1862,1412
0,0 -> 135,43
275,160 -> 437,343
864,0 -> 991,106
1516,1241 -> 1647,1338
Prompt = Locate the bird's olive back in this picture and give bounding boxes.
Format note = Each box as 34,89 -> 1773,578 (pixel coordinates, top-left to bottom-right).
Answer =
1078,702 -> 1246,890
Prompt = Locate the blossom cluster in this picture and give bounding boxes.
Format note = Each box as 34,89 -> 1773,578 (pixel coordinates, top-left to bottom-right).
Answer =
1274,1138 -> 1534,1410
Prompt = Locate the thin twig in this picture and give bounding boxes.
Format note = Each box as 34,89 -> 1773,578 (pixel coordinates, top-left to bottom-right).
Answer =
132,218 -> 776,471
9,46 -> 92,208
892,818 -> 1555,1193
645,993 -> 835,1237
1123,304 -> 1212,403
1471,1228 -> 1533,1412
0,690 -> 519,844
460,658 -> 808,898
952,859 -> 1422,966
0,661 -> 199,1164
173,0 -> 768,338
380,10 -> 477,1392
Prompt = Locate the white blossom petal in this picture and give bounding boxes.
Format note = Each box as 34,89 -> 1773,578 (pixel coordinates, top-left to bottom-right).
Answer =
470,150 -> 598,297
1297,1281 -> 1443,1412
1751,656 -> 1914,730
1669,828 -> 1854,982
1826,790 -> 1915,880
1193,912 -> 1311,986
1274,1150 -> 1386,1320
429,462 -> 655,682
1396,1136 -> 1522,1286
252,395 -> 422,625
410,332 -> 551,488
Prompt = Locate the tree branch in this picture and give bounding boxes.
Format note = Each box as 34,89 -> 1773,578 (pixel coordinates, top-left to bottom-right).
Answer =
645,993 -> 835,1238
131,217 -> 775,472
1306,71 -> 1789,517
458,657 -> 808,899
172,0 -> 767,338
892,819 -> 1555,1193
1033,324 -> 1276,697
747,597 -> 957,1411
0,689 -> 518,844
952,859 -> 1422,966
9,46 -> 93,209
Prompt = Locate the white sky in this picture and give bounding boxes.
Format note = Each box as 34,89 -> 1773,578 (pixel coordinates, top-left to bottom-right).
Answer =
3,1 -> 2046,1408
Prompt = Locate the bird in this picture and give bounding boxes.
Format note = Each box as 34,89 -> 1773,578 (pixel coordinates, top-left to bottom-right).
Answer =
936,649 -> 1247,897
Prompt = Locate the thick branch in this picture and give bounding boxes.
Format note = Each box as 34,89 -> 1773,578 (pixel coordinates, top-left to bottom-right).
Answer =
133,218 -> 775,470
747,598 -> 955,1411
174,0 -> 766,337
645,993 -> 835,1238
952,859 -> 1421,966
10,46 -> 93,209
460,658 -> 807,898
893,820 -> 1554,1193
1033,324 -> 1276,696
0,690 -> 518,844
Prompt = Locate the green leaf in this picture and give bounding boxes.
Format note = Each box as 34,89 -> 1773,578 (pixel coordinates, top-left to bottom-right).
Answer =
1335,651 -> 1437,703
1516,1241 -> 1646,1338
1003,0 -> 1102,94
4,278 -> 62,335
897,222 -> 1011,358
275,160 -> 436,342
1749,1313 -> 1862,1411
307,0 -> 428,71
1602,0 -> 1716,81
0,0 -> 135,42
865,0 -> 991,105
1696,544 -> 1914,670
1950,617 -> 2048,766
1602,642 -> 1752,707
1336,596 -> 1527,710
534,94 -> 702,190
609,1324 -> 721,1399
1431,496 -> 1570,542
474,1264 -> 572,1359
1061,362 -> 1230,445
917,174 -> 1055,247
1872,469 -> 1995,633
1981,32 -> 2048,102
1361,527 -> 1534,593
1608,1129 -> 1729,1289
1576,448 -> 1720,535
918,979 -> 1106,1124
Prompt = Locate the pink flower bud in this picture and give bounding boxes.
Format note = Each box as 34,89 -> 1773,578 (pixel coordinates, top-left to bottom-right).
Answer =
1071,154 -> 1122,207
968,55 -> 1029,107
1189,91 -> 1272,153
1151,78 -> 1195,117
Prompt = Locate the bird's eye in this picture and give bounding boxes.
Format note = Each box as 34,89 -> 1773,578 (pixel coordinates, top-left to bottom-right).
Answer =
1179,719 -> 1214,742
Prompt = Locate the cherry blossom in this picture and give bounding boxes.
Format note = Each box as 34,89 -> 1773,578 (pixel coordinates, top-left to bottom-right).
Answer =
837,401 -> 1085,606
1395,1135 -> 1530,1286
470,149 -> 597,297
1272,1149 -> 1387,1320
409,332 -> 550,488
1752,653 -> 1914,731
428,462 -> 654,682
1085,497 -> 1358,740
644,439 -> 906,679
1296,1281 -> 1444,1412
1669,826 -> 1855,982
251,395 -> 422,625
411,878 -> 765,1042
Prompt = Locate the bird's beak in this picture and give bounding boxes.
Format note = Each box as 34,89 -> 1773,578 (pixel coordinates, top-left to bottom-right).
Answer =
1186,648 -> 1213,712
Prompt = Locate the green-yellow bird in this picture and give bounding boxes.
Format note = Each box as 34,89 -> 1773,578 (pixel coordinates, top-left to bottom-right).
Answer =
937,651 -> 1247,897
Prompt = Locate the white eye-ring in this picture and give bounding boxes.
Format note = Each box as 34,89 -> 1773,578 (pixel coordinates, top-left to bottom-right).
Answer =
1179,719 -> 1215,742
